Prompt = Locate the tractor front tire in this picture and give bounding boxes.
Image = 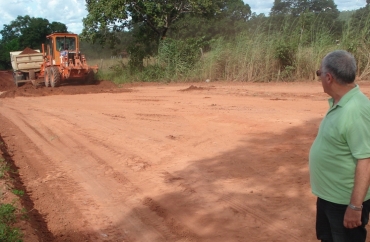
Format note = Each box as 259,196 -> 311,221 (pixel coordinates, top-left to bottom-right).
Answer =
44,67 -> 50,87
50,67 -> 61,87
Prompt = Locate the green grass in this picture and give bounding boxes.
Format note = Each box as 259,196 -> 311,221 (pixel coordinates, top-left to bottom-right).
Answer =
11,190 -> 24,197
0,155 -> 24,241
0,203 -> 23,242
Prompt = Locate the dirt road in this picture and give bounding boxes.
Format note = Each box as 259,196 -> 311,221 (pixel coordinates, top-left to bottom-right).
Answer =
1,71 -> 369,241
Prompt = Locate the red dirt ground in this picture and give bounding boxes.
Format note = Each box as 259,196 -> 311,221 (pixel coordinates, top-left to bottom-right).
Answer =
1,70 -> 370,241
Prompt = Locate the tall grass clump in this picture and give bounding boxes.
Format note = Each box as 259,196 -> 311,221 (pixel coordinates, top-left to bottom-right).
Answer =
195,13 -> 345,82
295,13 -> 340,81
98,37 -> 207,84
156,37 -> 205,81
194,29 -> 277,82
195,16 -> 300,82
341,6 -> 370,79
95,8 -> 370,83
97,59 -> 167,84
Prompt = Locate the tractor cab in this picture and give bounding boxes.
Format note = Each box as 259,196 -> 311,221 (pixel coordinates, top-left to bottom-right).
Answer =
45,33 -> 79,66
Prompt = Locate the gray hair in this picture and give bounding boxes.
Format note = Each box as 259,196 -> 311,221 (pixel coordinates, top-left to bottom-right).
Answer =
322,50 -> 356,84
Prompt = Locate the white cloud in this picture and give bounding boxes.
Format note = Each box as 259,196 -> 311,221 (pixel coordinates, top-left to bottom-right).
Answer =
0,0 -> 87,34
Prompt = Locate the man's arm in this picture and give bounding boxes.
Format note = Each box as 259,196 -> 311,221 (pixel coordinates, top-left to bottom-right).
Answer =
344,158 -> 370,228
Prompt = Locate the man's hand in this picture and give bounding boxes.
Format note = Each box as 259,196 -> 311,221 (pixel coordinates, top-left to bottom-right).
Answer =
344,206 -> 362,228
345,158 -> 370,229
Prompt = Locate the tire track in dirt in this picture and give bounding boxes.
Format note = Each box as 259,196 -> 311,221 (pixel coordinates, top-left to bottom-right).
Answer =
0,113 -> 93,241
19,119 -> 157,240
0,101 -> 133,240
43,108 -> 202,241
0,84 -> 328,241
34,92 -> 304,240
218,194 -> 301,241
41,110 -> 204,241
0,97 -> 201,241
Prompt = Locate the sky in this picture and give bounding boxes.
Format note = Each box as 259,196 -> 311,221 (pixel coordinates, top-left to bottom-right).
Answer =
246,0 -> 367,17
0,0 -> 367,35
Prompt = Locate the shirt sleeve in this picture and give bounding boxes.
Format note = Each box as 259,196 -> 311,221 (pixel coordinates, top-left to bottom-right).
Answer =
347,108 -> 370,159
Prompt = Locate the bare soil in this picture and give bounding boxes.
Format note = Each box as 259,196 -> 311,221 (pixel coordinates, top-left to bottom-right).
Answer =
1,70 -> 370,241
19,47 -> 39,55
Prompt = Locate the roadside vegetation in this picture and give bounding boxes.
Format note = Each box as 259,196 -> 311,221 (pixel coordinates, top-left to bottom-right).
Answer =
81,1 -> 370,83
0,141 -> 26,242
1,1 -> 370,84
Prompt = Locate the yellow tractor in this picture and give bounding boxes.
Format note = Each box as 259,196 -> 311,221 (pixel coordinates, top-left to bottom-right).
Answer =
11,33 -> 98,87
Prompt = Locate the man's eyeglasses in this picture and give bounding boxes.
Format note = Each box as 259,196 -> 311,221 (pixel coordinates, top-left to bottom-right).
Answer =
316,70 -> 322,77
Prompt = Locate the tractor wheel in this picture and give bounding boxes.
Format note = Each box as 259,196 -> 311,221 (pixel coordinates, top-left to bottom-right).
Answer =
13,72 -> 19,87
50,67 -> 61,87
44,67 -> 50,87
84,71 -> 95,85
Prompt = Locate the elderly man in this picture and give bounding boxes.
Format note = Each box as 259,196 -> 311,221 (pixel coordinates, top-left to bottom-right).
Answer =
309,50 -> 370,242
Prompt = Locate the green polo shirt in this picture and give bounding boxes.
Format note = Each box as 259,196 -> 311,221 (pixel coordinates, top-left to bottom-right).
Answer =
309,85 -> 370,204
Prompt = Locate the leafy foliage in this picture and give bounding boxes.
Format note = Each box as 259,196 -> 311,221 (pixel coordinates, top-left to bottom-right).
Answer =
82,0 -> 222,41
169,0 -> 251,43
271,0 -> 339,17
157,37 -> 206,79
0,15 -> 68,48
0,15 -> 67,69
269,0 -> 342,39
81,0 -> 237,68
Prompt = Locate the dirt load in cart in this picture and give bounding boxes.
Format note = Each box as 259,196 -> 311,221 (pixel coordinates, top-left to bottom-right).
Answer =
11,33 -> 98,87
10,48 -> 43,87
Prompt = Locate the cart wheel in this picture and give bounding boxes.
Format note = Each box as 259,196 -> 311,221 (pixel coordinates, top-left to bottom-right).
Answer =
13,72 -> 19,87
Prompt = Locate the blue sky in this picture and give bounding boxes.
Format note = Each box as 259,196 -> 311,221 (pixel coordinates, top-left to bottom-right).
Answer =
0,0 -> 367,35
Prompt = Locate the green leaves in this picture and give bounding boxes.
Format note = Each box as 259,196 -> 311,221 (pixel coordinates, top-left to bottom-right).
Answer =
271,0 -> 339,18
83,0 -> 224,41
0,15 -> 67,69
157,37 -> 206,78
82,0 -> 226,69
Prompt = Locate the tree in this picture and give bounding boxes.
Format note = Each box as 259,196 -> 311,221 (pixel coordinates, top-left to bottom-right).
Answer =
0,15 -> 68,49
82,0 -> 225,69
270,0 -> 339,18
82,0 -> 223,42
0,15 -> 68,69
270,0 -> 294,16
269,0 -> 341,39
0,39 -> 20,69
344,5 -> 370,51
218,0 -> 251,22
169,0 -> 251,42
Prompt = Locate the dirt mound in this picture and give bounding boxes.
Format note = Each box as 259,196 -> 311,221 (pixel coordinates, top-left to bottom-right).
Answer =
19,47 -> 39,55
0,71 -> 133,98
0,71 -> 15,91
180,85 -> 207,91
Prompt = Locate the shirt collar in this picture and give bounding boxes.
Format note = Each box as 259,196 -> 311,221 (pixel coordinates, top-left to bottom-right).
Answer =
328,84 -> 359,108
